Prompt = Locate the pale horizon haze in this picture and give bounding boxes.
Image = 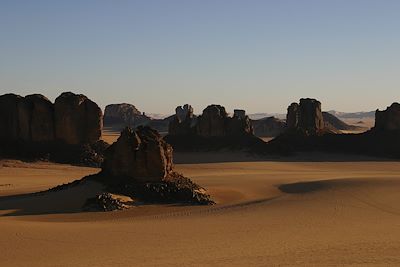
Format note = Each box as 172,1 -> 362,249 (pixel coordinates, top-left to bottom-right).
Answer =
1,0 -> 399,115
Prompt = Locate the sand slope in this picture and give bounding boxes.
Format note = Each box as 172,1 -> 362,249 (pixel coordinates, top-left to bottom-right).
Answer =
1,157 -> 400,266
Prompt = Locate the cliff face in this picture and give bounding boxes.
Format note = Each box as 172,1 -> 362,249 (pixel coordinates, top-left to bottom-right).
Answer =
374,103 -> 400,131
0,92 -> 102,145
286,98 -> 324,135
55,92 -> 103,145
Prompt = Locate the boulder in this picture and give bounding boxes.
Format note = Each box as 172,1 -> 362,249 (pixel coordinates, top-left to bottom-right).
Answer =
54,92 -> 102,144
102,126 -> 173,182
374,103 -> 400,131
286,98 -> 324,135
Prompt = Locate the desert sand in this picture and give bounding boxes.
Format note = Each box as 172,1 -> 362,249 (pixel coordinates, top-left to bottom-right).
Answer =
1,152 -> 400,266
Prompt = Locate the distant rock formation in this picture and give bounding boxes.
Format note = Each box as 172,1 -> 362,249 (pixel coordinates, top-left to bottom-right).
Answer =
103,103 -> 150,127
168,104 -> 253,138
286,98 -> 324,135
227,109 -> 254,136
168,104 -> 196,136
55,92 -> 103,145
102,127 -> 173,182
374,103 -> 400,131
322,112 -> 363,133
251,117 -> 286,137
196,105 -> 228,137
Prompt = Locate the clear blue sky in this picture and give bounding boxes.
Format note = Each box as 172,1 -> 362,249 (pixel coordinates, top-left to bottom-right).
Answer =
1,0 -> 399,114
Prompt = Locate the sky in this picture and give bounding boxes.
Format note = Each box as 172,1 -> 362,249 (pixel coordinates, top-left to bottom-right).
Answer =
1,0 -> 399,115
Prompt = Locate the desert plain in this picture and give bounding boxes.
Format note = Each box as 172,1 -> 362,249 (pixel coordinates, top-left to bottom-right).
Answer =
0,131 -> 399,266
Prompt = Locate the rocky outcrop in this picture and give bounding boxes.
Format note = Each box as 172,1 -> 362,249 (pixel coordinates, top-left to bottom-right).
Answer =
251,117 -> 286,137
322,112 -> 362,133
103,103 -> 150,127
227,109 -> 253,136
0,94 -> 55,142
0,92 -> 106,167
22,95 -> 55,142
196,105 -> 228,137
374,103 -> 400,131
0,94 -> 21,141
55,92 -> 102,145
102,126 -> 173,182
169,104 -> 253,138
286,98 -> 324,135
168,104 -> 196,136
84,126 -> 214,206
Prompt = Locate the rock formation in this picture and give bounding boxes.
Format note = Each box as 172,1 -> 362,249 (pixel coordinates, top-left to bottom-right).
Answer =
227,109 -> 253,136
103,103 -> 150,127
322,112 -> 362,133
251,116 -> 286,137
0,94 -> 55,142
0,94 -> 21,141
374,103 -> 400,131
0,92 -> 106,167
286,98 -> 324,135
102,126 -> 173,182
168,104 -> 196,136
196,105 -> 228,137
169,104 -> 253,138
55,92 -> 103,145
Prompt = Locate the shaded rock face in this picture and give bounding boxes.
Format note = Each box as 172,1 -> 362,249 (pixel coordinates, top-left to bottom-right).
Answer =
55,92 -> 102,145
196,105 -> 228,137
375,103 -> 400,131
103,103 -> 150,127
176,104 -> 193,121
0,94 -> 21,141
286,98 -> 324,135
168,104 -> 196,136
102,126 -> 173,182
23,95 -> 55,142
251,116 -> 286,137
0,94 -> 55,142
227,109 -> 253,136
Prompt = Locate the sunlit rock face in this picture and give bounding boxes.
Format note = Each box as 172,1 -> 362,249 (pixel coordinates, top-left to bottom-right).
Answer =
374,103 -> 400,131
286,98 -> 324,135
102,126 -> 173,182
55,92 -> 102,144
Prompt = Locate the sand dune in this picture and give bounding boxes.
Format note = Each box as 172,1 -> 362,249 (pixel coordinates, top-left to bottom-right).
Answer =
1,157 -> 400,266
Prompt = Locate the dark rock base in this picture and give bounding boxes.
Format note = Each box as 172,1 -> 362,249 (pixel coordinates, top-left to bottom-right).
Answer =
0,140 -> 109,167
91,171 -> 214,206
